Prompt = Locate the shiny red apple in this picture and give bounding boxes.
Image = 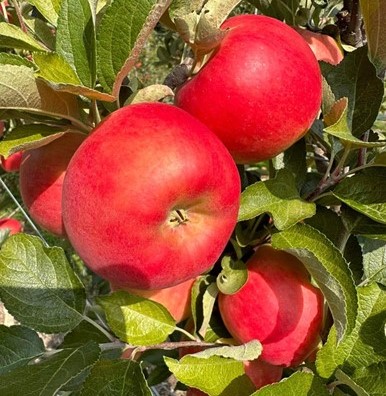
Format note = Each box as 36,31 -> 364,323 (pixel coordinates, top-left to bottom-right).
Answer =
175,14 -> 322,164
1,151 -> 23,172
19,133 -> 85,237
62,103 -> 240,290
0,217 -> 23,235
218,245 -> 324,367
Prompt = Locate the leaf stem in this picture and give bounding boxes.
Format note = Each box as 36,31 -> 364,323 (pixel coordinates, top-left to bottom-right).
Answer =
82,314 -> 116,342
174,326 -> 197,341
91,100 -> 101,126
10,0 -> 28,33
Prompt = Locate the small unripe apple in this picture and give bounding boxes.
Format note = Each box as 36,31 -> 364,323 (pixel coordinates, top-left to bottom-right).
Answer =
1,151 -> 23,172
293,27 -> 344,65
175,14 -> 322,164
62,103 -> 240,290
19,133 -> 86,237
0,217 -> 23,235
111,277 -> 195,322
218,245 -> 324,367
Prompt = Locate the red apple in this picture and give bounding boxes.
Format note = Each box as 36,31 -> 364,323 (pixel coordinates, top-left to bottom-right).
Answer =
19,133 -> 86,237
218,245 -> 324,367
186,389 -> 207,396
111,277 -> 195,322
175,14 -> 322,164
1,151 -> 23,172
294,27 -> 344,65
0,217 -> 23,235
62,103 -> 240,290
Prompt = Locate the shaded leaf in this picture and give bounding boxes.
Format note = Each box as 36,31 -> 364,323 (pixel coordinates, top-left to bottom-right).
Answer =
359,236 -> 386,286
0,53 -> 36,68
333,168 -> 386,225
271,223 -> 357,342
335,370 -> 369,396
321,46 -> 384,136
238,169 -> 316,230
0,234 -> 86,333
80,359 -> 152,396
352,361 -> 386,396
61,320 -> 111,348
97,291 -> 176,346
27,0 -> 61,26
0,325 -> 45,375
0,22 -> 47,52
201,0 -> 242,27
0,341 -> 100,396
165,355 -> 255,396
251,371 -> 329,396
316,283 -> 386,378
96,0 -> 171,97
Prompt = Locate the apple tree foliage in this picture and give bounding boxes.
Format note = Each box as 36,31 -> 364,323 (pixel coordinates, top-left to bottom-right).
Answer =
0,0 -> 385,395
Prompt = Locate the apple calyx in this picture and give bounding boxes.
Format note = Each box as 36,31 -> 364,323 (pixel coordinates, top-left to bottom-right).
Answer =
168,208 -> 189,226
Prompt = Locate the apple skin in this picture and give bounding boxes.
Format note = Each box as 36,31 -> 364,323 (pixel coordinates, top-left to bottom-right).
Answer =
111,277 -> 195,322
294,27 -> 344,65
218,245 -> 324,367
175,14 -> 322,164
19,133 -> 86,237
1,151 -> 23,172
62,102 -> 240,290
0,218 -> 23,235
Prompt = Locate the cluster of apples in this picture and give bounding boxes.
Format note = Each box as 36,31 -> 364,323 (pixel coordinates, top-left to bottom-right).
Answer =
0,14 -> 344,392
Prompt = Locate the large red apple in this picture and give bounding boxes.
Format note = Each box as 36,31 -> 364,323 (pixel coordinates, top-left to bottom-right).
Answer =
294,27 -> 344,65
1,151 -> 23,172
218,245 -> 324,367
0,217 -> 23,235
62,103 -> 240,290
19,133 -> 85,237
175,14 -> 322,164
111,277 -> 195,322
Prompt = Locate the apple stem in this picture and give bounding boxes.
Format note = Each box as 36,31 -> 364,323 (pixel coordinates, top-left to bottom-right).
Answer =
168,208 -> 189,226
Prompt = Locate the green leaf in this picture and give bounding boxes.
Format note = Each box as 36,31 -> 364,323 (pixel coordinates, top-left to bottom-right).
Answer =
0,325 -> 45,375
324,98 -> 386,148
198,282 -> 218,339
216,256 -> 248,295
333,168 -> 386,225
360,0 -> 386,75
27,0 -> 61,26
271,223 -> 358,342
61,320 -> 111,348
316,283 -> 386,378
80,359 -> 152,395
0,22 -> 47,51
321,46 -> 384,136
352,362 -> 386,396
34,52 -> 115,101
0,234 -> 86,333
201,0 -> 242,27
251,371 -> 329,396
335,370 -> 369,396
24,16 -> 56,50
0,53 -> 36,68
191,340 -> 262,361
238,169 -> 316,230
0,341 -> 100,396
165,355 -> 255,396
358,236 -> 386,286
97,291 -> 176,346
96,0 -> 171,97
247,0 -> 300,23
56,0 -> 95,87
0,64 -> 80,124
0,124 -> 73,157
129,84 -> 174,104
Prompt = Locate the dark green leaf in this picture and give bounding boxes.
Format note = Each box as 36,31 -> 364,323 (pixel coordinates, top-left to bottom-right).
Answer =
80,359 -> 152,396
335,370 -> 369,396
333,168 -> 386,225
238,169 -> 316,230
321,46 -> 384,136
316,283 -> 386,378
359,237 -> 386,286
97,291 -> 176,346
0,53 -> 36,68
0,234 -> 86,333
0,341 -> 100,396
27,0 -> 61,26
0,325 -> 45,375
251,371 -> 329,396
352,361 -> 386,396
61,320 -> 111,348
271,224 -> 358,342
